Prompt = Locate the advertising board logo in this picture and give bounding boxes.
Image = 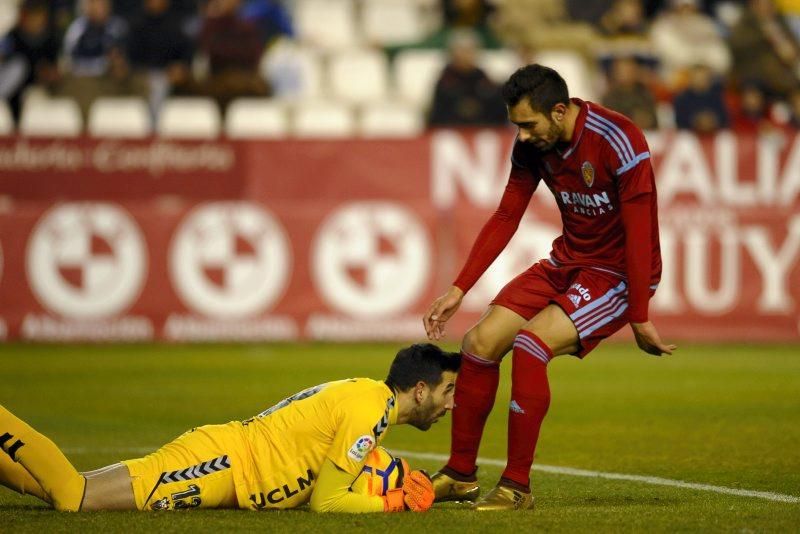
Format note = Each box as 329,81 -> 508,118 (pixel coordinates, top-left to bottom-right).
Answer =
170,202 -> 291,319
312,202 -> 430,317
26,203 -> 147,319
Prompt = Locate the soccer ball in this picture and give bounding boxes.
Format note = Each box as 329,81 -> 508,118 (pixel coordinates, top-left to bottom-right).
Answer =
350,446 -> 405,497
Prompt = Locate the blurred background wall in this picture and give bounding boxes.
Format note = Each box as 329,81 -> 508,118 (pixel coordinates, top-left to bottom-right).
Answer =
0,0 -> 798,342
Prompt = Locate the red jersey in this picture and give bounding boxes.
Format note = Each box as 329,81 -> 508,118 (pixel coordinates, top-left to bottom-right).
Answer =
453,99 -> 662,321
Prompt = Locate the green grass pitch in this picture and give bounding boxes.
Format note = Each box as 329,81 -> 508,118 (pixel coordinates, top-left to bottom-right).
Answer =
1,342 -> 799,532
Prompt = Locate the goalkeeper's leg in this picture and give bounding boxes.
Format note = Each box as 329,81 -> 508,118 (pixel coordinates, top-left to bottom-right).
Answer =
0,446 -> 50,503
0,404 -> 85,511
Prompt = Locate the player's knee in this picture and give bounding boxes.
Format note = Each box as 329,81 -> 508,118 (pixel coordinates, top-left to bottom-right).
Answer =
52,475 -> 87,512
53,497 -> 81,512
462,327 -> 503,361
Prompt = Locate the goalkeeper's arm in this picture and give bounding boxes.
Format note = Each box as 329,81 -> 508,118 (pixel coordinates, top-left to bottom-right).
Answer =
309,458 -> 386,513
309,458 -> 434,513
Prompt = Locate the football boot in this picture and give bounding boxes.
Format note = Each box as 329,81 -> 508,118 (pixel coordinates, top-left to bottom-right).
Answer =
430,470 -> 480,503
471,484 -> 534,511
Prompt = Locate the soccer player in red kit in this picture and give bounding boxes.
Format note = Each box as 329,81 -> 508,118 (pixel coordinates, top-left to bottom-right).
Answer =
422,64 -> 676,511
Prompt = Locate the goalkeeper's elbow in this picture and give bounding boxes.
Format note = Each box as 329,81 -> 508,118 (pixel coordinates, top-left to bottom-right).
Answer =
308,491 -> 327,513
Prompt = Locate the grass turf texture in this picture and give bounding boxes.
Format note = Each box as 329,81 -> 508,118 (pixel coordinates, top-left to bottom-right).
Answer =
0,342 -> 798,532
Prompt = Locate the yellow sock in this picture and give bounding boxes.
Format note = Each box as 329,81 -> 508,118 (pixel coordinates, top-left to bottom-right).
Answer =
0,449 -> 50,503
0,405 -> 85,511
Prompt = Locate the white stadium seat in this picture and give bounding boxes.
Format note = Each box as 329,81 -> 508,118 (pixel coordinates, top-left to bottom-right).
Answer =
157,98 -> 221,139
88,97 -> 151,138
292,100 -> 355,138
393,49 -> 447,109
261,40 -> 323,100
20,97 -> 82,137
479,50 -> 522,84
0,0 -> 17,38
0,100 -> 13,135
360,101 -> 424,138
361,0 -> 427,46
328,49 -> 389,105
225,98 -> 288,139
294,0 -> 358,50
533,49 -> 596,101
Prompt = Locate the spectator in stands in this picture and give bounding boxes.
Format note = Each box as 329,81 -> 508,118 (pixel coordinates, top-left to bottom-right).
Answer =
599,0 -> 649,38
442,0 -> 499,47
49,0 -> 78,42
58,0 -> 146,116
601,55 -> 659,129
239,0 -> 294,46
730,80 -> 776,133
240,0 -> 295,99
596,0 -> 659,75
62,0 -> 128,77
180,0 -> 269,109
0,0 -> 61,121
729,0 -> 800,100
127,0 -> 194,112
110,0 -> 142,20
673,63 -> 730,134
649,0 -> 731,90
428,29 -> 507,127
565,0 -> 617,27
491,0 -> 598,57
409,0 -> 500,50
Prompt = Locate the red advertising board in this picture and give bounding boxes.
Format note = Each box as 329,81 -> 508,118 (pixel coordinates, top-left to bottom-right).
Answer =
0,130 -> 797,342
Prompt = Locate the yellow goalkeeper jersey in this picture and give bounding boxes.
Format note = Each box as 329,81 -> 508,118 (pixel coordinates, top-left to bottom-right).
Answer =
241,378 -> 398,510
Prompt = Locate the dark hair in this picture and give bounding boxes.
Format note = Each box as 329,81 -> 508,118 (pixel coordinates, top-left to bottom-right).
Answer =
385,343 -> 461,392
501,64 -> 570,113
22,0 -> 49,12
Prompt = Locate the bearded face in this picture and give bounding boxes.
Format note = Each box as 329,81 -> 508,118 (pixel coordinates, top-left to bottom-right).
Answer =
508,99 -> 566,151
408,371 -> 457,431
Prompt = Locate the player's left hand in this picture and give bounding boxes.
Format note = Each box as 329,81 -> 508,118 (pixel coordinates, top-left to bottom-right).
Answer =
630,321 -> 676,356
401,470 -> 434,512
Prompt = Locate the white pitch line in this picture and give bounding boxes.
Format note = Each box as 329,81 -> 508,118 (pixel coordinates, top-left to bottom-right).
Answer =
393,450 -> 800,504
63,446 -> 800,504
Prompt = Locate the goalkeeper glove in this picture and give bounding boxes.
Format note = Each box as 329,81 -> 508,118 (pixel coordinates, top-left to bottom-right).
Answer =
382,459 -> 434,513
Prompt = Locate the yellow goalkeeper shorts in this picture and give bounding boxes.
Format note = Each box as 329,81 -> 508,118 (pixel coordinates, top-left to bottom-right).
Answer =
122,422 -> 253,511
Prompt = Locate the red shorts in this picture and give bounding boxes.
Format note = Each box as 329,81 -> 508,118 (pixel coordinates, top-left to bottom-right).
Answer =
492,260 -> 653,357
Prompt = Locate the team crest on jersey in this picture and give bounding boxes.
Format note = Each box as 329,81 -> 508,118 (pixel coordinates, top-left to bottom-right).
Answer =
581,161 -> 595,187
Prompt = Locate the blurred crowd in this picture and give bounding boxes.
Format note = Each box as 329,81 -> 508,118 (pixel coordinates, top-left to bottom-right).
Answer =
2,0 -> 800,134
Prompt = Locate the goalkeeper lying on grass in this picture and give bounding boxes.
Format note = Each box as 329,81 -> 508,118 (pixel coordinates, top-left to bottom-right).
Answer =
0,343 -> 458,513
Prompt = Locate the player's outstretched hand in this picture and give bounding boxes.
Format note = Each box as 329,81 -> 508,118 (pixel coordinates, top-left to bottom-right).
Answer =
382,469 -> 434,512
423,286 -> 464,341
401,470 -> 434,512
631,321 -> 676,356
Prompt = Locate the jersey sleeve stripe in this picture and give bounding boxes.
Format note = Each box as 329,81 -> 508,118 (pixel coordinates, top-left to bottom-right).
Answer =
587,111 -> 636,160
615,151 -> 651,175
585,122 -> 626,165
585,115 -> 633,162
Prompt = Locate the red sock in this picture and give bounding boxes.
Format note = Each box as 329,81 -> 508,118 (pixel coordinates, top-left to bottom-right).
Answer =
447,351 -> 500,476
502,330 -> 552,488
